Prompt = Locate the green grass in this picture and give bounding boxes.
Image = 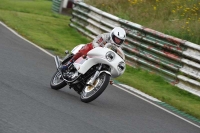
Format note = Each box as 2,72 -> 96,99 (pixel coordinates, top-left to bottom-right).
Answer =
85,0 -> 200,45
117,66 -> 200,118
0,0 -> 89,56
0,0 -> 199,120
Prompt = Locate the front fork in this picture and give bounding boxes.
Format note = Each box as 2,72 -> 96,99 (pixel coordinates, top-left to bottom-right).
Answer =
86,64 -> 113,86
86,64 -> 102,86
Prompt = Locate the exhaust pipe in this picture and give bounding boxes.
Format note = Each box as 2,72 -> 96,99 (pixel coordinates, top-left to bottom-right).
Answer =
54,56 -> 60,69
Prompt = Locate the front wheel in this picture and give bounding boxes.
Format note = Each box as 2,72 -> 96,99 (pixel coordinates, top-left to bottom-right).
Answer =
80,72 -> 110,103
50,70 -> 67,90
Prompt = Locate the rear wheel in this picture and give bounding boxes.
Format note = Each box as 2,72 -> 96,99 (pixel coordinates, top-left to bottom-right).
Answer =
80,72 -> 110,103
50,70 -> 66,90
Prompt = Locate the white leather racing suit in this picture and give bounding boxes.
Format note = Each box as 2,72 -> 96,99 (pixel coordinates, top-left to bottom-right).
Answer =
70,33 -> 125,62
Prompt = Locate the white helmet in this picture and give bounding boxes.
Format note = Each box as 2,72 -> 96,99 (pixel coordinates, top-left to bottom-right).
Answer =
110,27 -> 126,47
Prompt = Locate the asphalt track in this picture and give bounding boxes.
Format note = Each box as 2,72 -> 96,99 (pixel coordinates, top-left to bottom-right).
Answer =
0,22 -> 199,133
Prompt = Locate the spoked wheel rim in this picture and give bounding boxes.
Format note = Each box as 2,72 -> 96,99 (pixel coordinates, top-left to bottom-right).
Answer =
52,71 -> 63,86
81,73 -> 106,99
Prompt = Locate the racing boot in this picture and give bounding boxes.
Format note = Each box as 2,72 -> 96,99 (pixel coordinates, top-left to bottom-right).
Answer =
59,61 -> 73,74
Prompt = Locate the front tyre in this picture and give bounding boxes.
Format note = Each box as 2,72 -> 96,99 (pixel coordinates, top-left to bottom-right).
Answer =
80,73 -> 110,103
50,70 -> 67,90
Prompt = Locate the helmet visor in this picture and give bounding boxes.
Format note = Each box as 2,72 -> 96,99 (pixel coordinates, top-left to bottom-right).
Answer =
112,34 -> 124,46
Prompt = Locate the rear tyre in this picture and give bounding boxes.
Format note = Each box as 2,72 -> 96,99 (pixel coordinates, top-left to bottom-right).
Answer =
80,73 -> 110,103
50,70 -> 67,90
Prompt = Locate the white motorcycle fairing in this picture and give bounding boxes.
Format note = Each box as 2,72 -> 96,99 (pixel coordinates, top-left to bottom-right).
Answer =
71,44 -> 126,78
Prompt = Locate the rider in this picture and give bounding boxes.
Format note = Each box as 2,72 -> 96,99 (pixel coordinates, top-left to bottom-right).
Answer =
60,27 -> 126,72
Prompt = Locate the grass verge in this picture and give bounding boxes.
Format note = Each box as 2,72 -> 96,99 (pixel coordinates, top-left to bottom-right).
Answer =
0,0 -> 199,119
0,0 -> 89,56
85,0 -> 200,45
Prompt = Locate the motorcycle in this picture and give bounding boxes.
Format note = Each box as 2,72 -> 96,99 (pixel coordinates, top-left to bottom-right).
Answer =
50,43 -> 126,103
